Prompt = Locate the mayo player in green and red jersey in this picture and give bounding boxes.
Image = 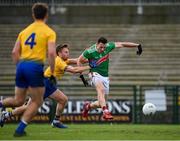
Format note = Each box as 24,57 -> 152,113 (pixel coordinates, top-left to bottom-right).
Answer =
77,37 -> 142,120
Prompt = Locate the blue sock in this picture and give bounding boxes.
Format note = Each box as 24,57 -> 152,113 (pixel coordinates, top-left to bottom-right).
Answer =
0,102 -> 3,108
15,120 -> 27,133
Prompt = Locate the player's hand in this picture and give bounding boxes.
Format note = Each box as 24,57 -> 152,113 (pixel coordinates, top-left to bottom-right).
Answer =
49,75 -> 57,85
89,61 -> 97,68
136,44 -> 142,55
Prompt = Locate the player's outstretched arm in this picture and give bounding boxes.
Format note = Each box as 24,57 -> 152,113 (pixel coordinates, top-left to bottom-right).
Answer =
65,65 -> 90,73
68,58 -> 89,65
68,58 -> 78,64
12,40 -> 21,64
115,42 -> 142,55
115,42 -> 139,48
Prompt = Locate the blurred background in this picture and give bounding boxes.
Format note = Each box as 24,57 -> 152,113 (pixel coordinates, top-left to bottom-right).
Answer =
0,0 -> 180,124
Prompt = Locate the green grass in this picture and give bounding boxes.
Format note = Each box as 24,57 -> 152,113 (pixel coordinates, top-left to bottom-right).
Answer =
0,124 -> 180,140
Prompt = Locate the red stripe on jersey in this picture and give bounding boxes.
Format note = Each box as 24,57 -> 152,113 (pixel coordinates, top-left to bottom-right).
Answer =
96,54 -> 109,65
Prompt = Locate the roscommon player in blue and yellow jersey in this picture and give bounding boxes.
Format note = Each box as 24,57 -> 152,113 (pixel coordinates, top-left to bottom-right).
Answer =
0,44 -> 91,129
0,3 -> 56,137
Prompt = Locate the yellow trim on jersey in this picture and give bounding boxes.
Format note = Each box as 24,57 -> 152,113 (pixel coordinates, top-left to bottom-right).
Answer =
17,21 -> 56,63
44,56 -> 68,80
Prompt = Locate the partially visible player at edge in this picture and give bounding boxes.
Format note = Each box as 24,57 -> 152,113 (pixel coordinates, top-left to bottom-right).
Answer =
0,3 -> 56,136
77,37 -> 142,120
0,44 -> 91,128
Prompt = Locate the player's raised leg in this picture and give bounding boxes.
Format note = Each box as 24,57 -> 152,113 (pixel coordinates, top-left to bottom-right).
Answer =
0,88 -> 27,109
49,89 -> 68,128
0,87 -> 27,128
95,81 -> 113,120
0,103 -> 28,127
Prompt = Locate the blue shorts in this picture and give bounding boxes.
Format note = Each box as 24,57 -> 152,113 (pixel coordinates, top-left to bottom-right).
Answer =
43,77 -> 57,99
15,61 -> 44,88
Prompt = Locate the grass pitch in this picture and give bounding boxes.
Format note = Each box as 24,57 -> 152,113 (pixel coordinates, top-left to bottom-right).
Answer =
0,123 -> 180,140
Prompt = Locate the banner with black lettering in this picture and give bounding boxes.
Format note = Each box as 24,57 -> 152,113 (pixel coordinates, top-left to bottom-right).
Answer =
0,95 -> 132,123
61,99 -> 132,123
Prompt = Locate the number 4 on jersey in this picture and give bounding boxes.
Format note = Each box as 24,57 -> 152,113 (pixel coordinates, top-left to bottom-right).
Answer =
25,33 -> 36,49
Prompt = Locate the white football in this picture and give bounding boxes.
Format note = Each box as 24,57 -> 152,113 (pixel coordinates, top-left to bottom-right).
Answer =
142,103 -> 156,115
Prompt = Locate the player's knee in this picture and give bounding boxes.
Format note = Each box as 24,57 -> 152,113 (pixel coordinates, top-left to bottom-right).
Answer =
32,97 -> 43,107
97,88 -> 105,95
64,95 -> 68,104
38,98 -> 44,107
61,95 -> 68,105
15,99 -> 25,107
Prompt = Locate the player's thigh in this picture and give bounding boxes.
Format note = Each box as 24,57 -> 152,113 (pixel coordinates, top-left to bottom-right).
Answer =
43,77 -> 57,99
96,82 -> 104,91
28,87 -> 45,102
103,78 -> 109,95
94,76 -> 109,94
49,89 -> 68,103
93,78 -> 105,92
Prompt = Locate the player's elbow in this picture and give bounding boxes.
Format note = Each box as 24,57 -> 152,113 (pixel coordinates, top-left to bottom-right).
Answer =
12,50 -> 15,55
48,44 -> 56,58
48,50 -> 56,58
115,42 -> 124,48
12,48 -> 18,56
11,51 -> 16,58
11,49 -> 19,63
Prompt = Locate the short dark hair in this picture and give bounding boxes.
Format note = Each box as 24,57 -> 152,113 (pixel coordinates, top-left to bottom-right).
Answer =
32,3 -> 48,20
97,37 -> 108,44
56,44 -> 69,55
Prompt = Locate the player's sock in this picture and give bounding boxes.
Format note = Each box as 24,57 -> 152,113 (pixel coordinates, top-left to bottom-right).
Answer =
87,103 -> 91,110
0,102 -> 3,108
4,111 -> 12,119
53,115 -> 60,123
102,106 -> 109,113
15,120 -> 27,134
52,115 -> 67,128
102,106 -> 113,120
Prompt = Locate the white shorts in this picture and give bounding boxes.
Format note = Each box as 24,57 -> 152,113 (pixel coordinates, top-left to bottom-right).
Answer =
88,72 -> 109,95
